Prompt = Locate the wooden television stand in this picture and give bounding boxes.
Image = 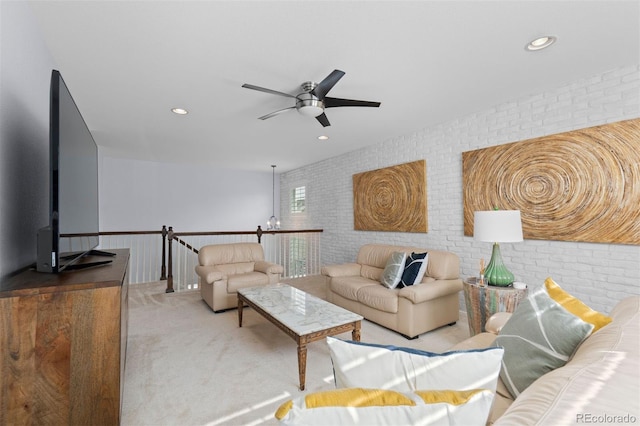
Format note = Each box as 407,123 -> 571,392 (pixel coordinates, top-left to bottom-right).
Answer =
1,249 -> 130,425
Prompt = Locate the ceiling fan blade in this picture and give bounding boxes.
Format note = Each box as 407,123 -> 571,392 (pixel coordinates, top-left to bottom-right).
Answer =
242,83 -> 297,99
324,97 -> 381,108
311,69 -> 345,99
258,106 -> 296,120
315,112 -> 331,127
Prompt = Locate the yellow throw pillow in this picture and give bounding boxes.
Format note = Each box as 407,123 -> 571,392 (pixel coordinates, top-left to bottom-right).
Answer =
544,277 -> 612,333
275,388 -> 494,425
275,388 -> 414,420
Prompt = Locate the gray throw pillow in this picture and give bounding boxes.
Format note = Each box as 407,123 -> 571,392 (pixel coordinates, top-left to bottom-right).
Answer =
380,251 -> 407,289
494,287 -> 594,398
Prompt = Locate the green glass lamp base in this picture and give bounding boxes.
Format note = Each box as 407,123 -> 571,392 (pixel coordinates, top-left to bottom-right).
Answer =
485,243 -> 514,287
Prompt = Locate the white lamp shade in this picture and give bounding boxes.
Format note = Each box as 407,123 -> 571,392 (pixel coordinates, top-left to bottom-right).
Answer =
474,210 -> 523,243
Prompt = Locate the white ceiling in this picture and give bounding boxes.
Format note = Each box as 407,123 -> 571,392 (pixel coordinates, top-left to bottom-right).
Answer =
28,1 -> 639,173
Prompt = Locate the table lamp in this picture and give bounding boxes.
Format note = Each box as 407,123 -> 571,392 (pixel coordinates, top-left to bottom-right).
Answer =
474,210 -> 523,286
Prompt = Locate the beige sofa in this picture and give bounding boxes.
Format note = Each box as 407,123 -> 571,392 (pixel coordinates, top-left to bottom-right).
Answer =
195,242 -> 283,312
452,295 -> 640,425
321,244 -> 463,339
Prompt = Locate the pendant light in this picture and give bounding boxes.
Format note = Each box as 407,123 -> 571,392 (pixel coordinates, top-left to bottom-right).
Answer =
267,165 -> 280,230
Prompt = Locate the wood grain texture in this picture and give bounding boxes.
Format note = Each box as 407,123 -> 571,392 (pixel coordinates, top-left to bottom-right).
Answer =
34,292 -> 72,424
463,279 -> 527,336
463,118 -> 640,244
0,250 -> 129,425
353,160 -> 428,232
0,296 -> 37,425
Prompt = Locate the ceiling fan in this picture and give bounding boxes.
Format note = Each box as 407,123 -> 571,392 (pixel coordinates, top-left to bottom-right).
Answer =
242,69 -> 381,127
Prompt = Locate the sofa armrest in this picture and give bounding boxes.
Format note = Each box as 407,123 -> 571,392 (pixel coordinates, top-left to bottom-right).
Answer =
485,312 -> 512,334
195,265 -> 225,284
399,279 -> 463,304
254,260 -> 284,275
321,263 -> 362,278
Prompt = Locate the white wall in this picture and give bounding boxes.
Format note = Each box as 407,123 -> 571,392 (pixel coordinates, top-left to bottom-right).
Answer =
281,64 -> 640,315
99,155 -> 280,232
0,1 -> 56,279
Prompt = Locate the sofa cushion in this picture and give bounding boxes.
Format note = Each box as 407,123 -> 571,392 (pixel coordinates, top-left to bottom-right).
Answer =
327,337 -> 504,393
398,279 -> 460,304
399,252 -> 428,288
544,277 -> 612,333
216,262 -> 255,276
354,244 -> 460,281
330,276 -> 378,302
380,251 -> 407,289
423,249 -> 460,280
198,242 -> 265,265
494,287 -> 593,398
275,387 -> 495,425
357,284 -> 399,313
361,265 -> 384,281
227,272 -> 270,293
357,244 -> 407,269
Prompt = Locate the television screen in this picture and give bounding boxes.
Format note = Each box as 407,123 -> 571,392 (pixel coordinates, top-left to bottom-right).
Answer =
37,70 -> 100,273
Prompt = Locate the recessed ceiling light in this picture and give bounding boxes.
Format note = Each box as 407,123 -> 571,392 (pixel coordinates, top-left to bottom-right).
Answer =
171,107 -> 188,115
318,135 -> 329,140
526,36 -> 556,51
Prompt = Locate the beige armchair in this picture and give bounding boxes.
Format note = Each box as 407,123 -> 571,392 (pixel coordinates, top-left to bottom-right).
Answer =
195,242 -> 284,312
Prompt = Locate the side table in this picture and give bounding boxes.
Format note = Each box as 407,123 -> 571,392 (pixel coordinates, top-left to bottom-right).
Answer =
462,277 -> 528,336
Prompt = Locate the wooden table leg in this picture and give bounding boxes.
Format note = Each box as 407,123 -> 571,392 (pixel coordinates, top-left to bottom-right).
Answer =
297,343 -> 307,391
352,321 -> 361,341
237,297 -> 243,327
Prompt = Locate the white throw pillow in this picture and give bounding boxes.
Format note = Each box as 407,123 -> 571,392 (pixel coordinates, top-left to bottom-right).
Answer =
380,251 -> 407,289
327,337 -> 504,393
275,387 -> 494,426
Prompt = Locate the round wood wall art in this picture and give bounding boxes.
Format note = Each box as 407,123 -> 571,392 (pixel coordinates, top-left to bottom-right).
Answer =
353,160 -> 428,233
463,118 -> 640,245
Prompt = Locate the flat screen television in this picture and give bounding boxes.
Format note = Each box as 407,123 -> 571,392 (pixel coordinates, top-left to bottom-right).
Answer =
36,70 -> 110,273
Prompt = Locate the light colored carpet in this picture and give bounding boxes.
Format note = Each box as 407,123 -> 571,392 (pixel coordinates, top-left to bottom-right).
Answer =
121,277 -> 470,426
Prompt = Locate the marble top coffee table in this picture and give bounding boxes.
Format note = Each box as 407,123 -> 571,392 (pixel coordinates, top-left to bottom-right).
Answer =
237,283 -> 362,390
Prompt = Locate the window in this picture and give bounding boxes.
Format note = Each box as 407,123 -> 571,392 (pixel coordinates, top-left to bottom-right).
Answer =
291,186 -> 306,213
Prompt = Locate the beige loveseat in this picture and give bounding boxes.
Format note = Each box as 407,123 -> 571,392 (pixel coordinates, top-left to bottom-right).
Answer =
321,244 -> 463,339
195,242 -> 283,312
453,295 -> 640,425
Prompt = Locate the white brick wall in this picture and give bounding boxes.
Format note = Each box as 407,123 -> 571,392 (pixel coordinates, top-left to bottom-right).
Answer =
281,64 -> 640,315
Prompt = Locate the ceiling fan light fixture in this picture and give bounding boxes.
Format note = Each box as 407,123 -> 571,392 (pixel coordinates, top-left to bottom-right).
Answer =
298,105 -> 324,117
242,69 -> 381,127
318,135 -> 329,140
296,95 -> 324,117
526,36 -> 556,51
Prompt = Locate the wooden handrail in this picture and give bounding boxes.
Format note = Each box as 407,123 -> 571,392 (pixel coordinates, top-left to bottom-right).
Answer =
172,229 -> 324,236
66,229 -> 167,284
98,230 -> 164,236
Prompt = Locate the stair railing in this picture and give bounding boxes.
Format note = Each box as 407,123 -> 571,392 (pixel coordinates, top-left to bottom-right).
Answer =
97,226 -> 323,293
166,226 -> 323,293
